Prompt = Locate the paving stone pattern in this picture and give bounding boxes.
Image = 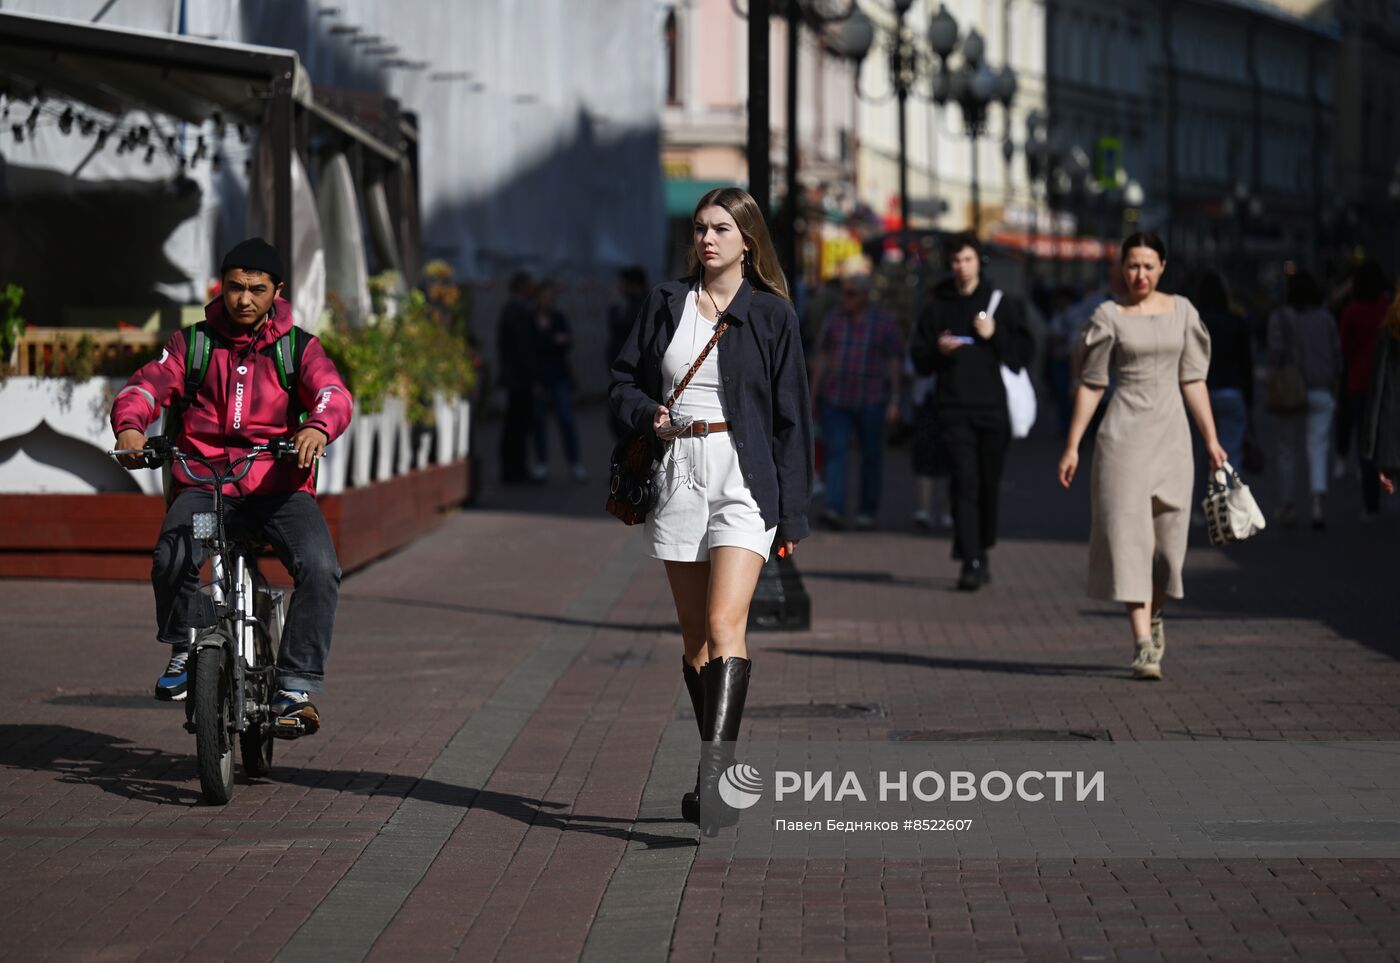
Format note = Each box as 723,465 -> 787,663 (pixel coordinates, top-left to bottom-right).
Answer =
1,412 -> 1398,961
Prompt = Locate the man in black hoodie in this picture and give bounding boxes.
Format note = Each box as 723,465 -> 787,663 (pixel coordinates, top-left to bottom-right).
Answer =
911,233 -> 1031,590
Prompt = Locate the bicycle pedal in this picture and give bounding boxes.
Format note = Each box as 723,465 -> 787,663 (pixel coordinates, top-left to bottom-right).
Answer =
272,717 -> 307,739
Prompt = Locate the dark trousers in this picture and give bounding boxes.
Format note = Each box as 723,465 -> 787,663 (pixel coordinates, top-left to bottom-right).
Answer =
821,401 -> 887,517
154,490 -> 340,694
1347,391 -> 1382,514
500,387 -> 535,482
940,408 -> 1011,562
533,378 -> 582,467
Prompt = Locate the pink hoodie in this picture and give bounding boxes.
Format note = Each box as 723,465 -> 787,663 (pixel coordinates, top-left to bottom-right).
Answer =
111,297 -> 353,497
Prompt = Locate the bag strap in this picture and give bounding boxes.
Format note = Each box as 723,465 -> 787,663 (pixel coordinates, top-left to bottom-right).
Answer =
177,321 -> 216,413
664,318 -> 729,408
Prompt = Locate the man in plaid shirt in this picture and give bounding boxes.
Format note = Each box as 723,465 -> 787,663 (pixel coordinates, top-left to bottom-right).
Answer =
809,273 -> 904,529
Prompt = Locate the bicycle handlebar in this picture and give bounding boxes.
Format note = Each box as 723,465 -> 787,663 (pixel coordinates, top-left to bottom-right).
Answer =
107,438 -> 300,486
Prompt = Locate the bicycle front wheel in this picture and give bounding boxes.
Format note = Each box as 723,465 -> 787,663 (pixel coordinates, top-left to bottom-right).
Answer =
193,643 -> 235,805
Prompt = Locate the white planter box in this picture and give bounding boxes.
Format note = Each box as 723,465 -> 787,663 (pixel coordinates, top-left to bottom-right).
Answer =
0,378 -> 468,496
0,376 -> 162,495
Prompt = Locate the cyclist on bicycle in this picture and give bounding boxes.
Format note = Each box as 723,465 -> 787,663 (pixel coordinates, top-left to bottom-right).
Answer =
111,238 -> 352,736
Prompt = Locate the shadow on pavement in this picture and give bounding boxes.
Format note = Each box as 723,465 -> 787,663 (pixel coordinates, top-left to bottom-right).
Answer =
0,724 -> 202,806
0,725 -> 695,848
272,768 -> 697,850
348,594 -> 679,636
772,647 -> 1122,677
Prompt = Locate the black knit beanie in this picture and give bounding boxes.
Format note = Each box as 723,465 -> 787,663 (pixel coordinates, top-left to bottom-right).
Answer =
220,238 -> 285,285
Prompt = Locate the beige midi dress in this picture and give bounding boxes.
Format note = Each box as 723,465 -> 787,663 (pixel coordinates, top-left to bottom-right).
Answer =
1080,295 -> 1211,603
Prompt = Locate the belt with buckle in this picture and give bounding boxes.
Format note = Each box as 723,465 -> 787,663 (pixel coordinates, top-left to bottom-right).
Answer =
679,420 -> 729,436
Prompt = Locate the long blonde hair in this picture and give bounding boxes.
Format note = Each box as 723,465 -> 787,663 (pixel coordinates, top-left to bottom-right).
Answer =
688,187 -> 790,302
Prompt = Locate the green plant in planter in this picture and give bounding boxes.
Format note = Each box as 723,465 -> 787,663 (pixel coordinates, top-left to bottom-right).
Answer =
1,284 -> 26,371
318,285 -> 477,425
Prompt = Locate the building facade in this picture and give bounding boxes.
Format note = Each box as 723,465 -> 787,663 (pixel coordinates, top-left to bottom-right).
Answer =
658,0 -> 860,276
1047,0 -> 1339,294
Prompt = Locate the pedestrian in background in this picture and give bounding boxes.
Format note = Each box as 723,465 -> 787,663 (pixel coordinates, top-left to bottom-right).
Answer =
609,186 -> 812,836
1362,295 -> 1400,497
531,280 -> 586,483
496,271 -> 538,484
911,232 -> 1031,591
606,266 -> 649,441
809,272 -> 903,530
1058,232 -> 1226,681
1338,260 -> 1392,518
1267,269 -> 1342,529
1194,271 -> 1254,462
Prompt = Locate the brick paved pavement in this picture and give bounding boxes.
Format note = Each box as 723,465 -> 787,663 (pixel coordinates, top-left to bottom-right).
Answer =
1,405 -> 1398,961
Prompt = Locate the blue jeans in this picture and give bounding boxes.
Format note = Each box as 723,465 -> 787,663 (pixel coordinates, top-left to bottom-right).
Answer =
1210,388 -> 1248,465
153,490 -> 340,694
533,379 -> 581,468
822,402 -> 886,517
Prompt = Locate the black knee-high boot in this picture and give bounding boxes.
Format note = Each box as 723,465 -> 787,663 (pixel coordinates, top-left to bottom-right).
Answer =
681,659 -> 705,823
696,656 -> 751,837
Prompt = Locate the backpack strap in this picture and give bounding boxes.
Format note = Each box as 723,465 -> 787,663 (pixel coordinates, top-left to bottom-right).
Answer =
268,325 -> 312,423
181,320 -> 214,409
272,325 -> 298,390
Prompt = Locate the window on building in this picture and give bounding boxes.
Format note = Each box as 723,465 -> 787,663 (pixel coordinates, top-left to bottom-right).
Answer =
665,9 -> 681,106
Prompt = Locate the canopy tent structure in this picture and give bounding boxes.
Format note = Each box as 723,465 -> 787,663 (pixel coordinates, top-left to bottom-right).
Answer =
0,9 -> 419,326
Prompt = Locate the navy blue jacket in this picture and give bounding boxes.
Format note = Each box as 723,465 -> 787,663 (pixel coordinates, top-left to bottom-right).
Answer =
609,278 -> 814,542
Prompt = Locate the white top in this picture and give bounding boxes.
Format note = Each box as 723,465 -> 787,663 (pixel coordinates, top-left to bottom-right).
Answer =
661,285 -> 726,422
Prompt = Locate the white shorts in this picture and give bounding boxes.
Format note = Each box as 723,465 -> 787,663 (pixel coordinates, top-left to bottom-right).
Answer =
646,431 -> 777,563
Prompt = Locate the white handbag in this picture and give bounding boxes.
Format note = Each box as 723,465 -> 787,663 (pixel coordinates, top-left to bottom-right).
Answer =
1202,461 -> 1267,546
986,290 -> 1037,439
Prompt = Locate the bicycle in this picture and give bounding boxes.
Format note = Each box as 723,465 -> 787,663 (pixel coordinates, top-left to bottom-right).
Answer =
109,436 -> 303,805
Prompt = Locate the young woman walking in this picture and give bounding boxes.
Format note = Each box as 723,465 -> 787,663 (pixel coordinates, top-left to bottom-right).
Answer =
1058,232 -> 1226,680
609,187 -> 813,834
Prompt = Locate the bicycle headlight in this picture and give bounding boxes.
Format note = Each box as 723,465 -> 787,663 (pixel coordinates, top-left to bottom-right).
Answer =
192,512 -> 218,540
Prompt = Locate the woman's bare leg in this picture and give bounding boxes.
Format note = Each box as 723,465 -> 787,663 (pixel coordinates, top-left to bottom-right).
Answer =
706,547 -> 767,662
665,560 -> 711,669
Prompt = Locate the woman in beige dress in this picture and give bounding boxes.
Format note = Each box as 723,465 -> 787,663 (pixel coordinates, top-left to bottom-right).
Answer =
1057,232 -> 1227,680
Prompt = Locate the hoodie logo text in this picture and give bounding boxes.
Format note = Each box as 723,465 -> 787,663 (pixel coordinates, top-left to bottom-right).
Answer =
233,381 -> 246,430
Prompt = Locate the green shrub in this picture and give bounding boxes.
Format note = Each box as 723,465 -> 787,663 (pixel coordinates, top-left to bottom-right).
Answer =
319,273 -> 478,424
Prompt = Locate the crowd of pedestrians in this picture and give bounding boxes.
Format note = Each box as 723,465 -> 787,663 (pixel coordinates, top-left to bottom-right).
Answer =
598,186 -> 1400,832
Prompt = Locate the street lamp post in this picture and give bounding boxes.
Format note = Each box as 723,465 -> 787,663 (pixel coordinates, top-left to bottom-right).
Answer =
748,0 -> 772,220
925,7 -> 1015,237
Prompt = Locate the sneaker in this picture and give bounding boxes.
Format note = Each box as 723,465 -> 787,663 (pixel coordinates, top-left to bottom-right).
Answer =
818,509 -> 846,531
1277,502 -> 1297,529
853,514 -> 875,531
570,463 -> 589,483
912,510 -> 933,532
1130,638 -> 1163,681
939,513 -> 954,530
529,463 -> 549,482
270,689 -> 320,738
154,646 -> 190,702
